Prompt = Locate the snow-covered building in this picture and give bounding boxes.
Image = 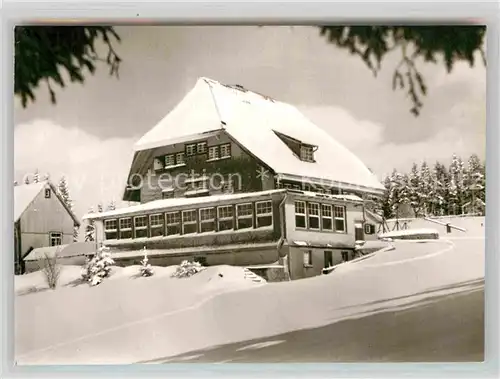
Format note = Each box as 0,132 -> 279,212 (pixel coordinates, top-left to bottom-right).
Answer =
85,77 -> 385,279
14,181 -> 81,274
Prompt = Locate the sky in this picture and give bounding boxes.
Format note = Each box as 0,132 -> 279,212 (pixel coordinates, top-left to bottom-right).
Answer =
14,26 -> 486,219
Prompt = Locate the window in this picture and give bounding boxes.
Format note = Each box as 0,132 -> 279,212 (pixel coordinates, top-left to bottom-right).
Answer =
364,223 -> 375,235
236,203 -> 253,229
220,143 -> 231,158
49,232 -> 62,246
186,143 -> 197,156
176,152 -> 185,165
334,205 -> 346,233
119,218 -> 132,239
134,215 -> 148,238
218,205 -> 234,231
256,200 -> 273,227
182,210 -> 197,234
208,146 -> 219,160
308,203 -> 320,230
321,204 -> 333,231
197,142 -> 207,154
104,219 -> 118,240
300,145 -> 314,162
150,214 -> 164,237
295,201 -> 306,228
166,212 -> 180,235
165,154 -> 175,167
44,188 -> 51,198
303,250 -> 312,267
199,207 -> 216,233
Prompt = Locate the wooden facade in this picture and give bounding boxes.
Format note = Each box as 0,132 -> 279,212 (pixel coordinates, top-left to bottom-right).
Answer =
14,181 -> 80,274
124,130 -> 275,203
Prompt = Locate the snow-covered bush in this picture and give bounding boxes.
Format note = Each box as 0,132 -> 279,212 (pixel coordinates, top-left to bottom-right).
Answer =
171,260 -> 205,278
139,248 -> 154,277
81,245 -> 115,286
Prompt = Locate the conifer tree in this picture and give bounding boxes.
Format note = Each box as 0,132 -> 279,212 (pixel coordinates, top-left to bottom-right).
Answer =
58,176 -> 79,241
408,162 -> 424,217
106,201 -> 117,211
85,207 -> 95,242
32,169 -> 40,183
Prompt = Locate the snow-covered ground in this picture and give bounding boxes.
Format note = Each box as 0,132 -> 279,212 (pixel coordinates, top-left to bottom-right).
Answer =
15,236 -> 484,365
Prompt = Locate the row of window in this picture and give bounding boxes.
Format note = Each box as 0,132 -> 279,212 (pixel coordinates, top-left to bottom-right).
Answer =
156,142 -> 232,170
103,200 -> 274,240
295,201 -> 346,233
278,181 -> 343,195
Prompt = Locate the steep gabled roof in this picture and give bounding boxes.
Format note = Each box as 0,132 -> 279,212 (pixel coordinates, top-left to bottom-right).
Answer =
14,181 -> 81,226
132,77 -> 385,195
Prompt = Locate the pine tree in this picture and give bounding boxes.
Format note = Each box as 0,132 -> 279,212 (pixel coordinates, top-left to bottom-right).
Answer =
57,176 -> 79,242
388,170 -> 410,219
449,154 -> 467,214
106,201 -> 116,211
408,163 -> 424,217
139,247 -> 154,277
33,169 -> 40,183
465,154 -> 486,214
24,175 -> 30,185
97,203 -> 104,213
374,175 -> 393,220
57,177 -> 72,209
418,161 -> 433,216
81,244 -> 115,286
85,207 -> 95,242
433,162 -> 448,216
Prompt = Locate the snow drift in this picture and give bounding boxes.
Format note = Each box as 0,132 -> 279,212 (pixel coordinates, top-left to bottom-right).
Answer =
15,237 -> 484,365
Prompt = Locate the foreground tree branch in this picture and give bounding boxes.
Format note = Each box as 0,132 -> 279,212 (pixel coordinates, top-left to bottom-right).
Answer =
14,26 -> 121,107
318,25 -> 486,116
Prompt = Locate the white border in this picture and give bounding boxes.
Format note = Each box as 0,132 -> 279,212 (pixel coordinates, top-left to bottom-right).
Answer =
2,1 -> 499,378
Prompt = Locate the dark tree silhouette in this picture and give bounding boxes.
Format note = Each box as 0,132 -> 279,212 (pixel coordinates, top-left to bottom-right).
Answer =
319,25 -> 486,115
14,26 -> 121,108
15,25 -> 486,116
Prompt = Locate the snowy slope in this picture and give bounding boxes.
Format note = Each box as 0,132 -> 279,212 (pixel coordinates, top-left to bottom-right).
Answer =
15,237 -> 484,365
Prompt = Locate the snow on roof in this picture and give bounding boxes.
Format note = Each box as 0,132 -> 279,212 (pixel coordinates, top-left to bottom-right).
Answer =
85,188 -> 366,221
132,77 -> 384,194
14,181 -> 81,225
14,181 -> 47,222
24,242 -> 97,261
84,189 -> 286,220
378,228 -> 440,239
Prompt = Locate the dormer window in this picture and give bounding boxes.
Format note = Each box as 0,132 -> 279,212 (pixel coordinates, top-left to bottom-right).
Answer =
186,143 -> 197,156
300,145 -> 315,162
273,130 -> 316,163
197,142 -> 207,154
176,152 -> 185,165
